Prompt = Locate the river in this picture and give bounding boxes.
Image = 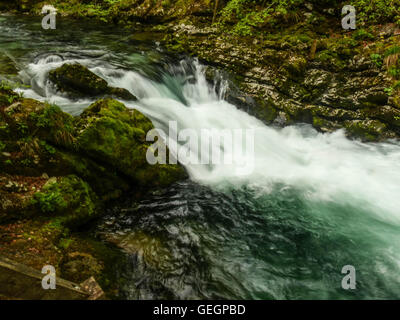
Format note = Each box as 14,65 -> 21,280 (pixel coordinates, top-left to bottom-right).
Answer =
1,14 -> 400,299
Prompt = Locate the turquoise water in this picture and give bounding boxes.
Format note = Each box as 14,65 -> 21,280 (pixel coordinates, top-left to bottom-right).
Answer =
1,14 -> 400,300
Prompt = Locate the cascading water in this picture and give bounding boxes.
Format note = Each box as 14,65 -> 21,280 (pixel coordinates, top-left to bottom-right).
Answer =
3,15 -> 400,299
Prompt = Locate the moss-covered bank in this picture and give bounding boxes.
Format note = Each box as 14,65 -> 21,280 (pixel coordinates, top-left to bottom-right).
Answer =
0,80 -> 186,296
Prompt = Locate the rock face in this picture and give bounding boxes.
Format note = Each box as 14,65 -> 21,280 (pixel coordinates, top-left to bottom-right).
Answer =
48,63 -> 137,101
163,24 -> 400,142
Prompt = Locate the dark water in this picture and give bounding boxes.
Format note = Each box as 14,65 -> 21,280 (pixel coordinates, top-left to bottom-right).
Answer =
1,14 -> 400,300
96,181 -> 400,300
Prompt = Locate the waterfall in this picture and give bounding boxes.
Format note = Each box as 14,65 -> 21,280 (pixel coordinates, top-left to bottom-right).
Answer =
18,56 -> 400,226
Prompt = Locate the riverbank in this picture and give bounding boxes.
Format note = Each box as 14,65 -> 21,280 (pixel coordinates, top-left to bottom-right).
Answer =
0,74 -> 186,298
2,1 -> 400,141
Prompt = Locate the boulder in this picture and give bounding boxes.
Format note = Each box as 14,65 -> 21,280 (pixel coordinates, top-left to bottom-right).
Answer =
48,64 -> 137,101
75,98 -> 187,187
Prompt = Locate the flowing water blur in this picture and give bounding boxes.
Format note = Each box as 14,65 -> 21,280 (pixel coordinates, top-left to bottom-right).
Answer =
2,14 -> 400,299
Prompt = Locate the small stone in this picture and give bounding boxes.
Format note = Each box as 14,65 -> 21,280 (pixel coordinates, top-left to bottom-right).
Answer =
305,3 -> 313,10
2,152 -> 11,157
43,177 -> 57,188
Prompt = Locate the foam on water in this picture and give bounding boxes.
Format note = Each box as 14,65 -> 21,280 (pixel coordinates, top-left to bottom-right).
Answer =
18,57 -> 400,226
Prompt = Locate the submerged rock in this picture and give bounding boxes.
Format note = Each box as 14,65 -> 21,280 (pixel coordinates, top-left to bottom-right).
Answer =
48,63 -> 137,101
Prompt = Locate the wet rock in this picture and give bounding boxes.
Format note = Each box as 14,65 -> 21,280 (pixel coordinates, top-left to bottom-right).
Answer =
75,98 -> 187,187
344,119 -> 396,141
48,64 -> 137,101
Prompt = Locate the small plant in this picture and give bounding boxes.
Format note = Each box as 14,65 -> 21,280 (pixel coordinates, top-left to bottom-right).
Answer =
58,238 -> 73,250
353,29 -> 374,41
384,81 -> 400,96
17,123 -> 29,135
384,87 -> 393,96
33,190 -> 67,214
20,159 -> 32,166
371,53 -> 383,68
40,141 -> 56,155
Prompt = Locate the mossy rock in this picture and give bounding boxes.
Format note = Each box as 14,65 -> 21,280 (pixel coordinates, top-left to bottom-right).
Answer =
48,63 -> 137,101
283,55 -> 307,79
75,98 -> 187,187
344,119 -> 392,141
2,97 -> 75,147
32,175 -> 99,228
59,151 -> 130,201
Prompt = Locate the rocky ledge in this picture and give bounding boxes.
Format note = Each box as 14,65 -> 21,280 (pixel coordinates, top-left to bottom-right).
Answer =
161,22 -> 400,142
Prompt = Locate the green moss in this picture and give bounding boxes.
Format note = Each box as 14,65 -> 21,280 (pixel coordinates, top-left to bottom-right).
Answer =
0,81 -> 23,107
32,175 -> 99,228
284,55 -> 307,78
49,63 -> 109,98
353,29 -> 375,41
344,119 -> 388,142
370,53 -> 383,68
76,99 -> 186,187
33,189 -> 67,214
48,63 -> 136,100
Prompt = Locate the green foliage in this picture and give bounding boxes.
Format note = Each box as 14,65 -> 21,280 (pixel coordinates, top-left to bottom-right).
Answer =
388,67 -> 400,78
384,46 -> 400,79
384,81 -> 400,96
0,81 -> 23,105
29,103 -> 75,147
0,81 -> 12,91
370,53 -> 383,68
31,175 -> 99,228
353,28 -> 374,41
217,0 -> 400,35
384,45 -> 400,57
40,140 -> 56,155
20,158 -> 31,166
58,238 -> 73,250
33,187 -> 67,214
350,0 -> 400,25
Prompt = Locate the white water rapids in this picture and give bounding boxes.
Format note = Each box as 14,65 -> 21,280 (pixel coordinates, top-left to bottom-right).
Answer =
17,54 -> 400,228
